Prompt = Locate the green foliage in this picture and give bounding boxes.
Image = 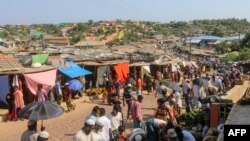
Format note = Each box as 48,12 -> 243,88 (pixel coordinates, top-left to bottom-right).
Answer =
68,23 -> 89,36
36,24 -> 61,35
215,42 -> 232,54
241,32 -> 250,48
70,34 -> 85,45
239,48 -> 250,60
179,110 -> 204,127
211,28 -> 225,37
221,52 -> 239,62
0,31 -> 8,38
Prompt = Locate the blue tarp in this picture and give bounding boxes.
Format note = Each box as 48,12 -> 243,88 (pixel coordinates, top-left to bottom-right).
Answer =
59,61 -> 92,78
191,35 -> 223,41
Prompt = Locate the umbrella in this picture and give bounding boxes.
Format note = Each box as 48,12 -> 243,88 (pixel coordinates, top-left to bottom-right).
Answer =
162,80 -> 182,92
68,79 -> 83,91
18,101 -> 64,127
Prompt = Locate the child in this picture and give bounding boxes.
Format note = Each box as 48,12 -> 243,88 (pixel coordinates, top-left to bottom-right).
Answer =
64,83 -> 75,111
118,125 -> 127,141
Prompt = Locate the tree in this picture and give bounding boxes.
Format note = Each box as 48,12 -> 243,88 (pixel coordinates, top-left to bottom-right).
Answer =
0,31 -> 8,38
221,52 -> 239,62
239,48 -> 250,60
211,28 -> 225,37
241,32 -> 250,48
215,42 -> 232,54
88,20 -> 93,25
70,34 -> 85,45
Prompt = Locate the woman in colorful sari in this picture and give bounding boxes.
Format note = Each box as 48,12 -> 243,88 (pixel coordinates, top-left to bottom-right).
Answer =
9,86 -> 25,120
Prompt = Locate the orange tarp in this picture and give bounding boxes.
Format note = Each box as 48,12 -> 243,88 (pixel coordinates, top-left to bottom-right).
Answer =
114,62 -> 129,82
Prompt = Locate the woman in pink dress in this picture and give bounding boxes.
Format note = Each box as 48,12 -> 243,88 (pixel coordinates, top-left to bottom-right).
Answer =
9,86 -> 25,120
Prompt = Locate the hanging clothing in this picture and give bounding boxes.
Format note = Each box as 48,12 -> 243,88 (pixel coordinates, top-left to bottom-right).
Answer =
12,75 -> 19,87
13,90 -> 25,109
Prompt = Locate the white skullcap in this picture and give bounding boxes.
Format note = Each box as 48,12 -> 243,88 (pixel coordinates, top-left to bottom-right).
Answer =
127,83 -> 132,87
65,83 -> 69,85
95,119 -> 104,126
39,131 -> 49,139
85,119 -> 95,126
134,134 -> 142,141
28,120 -> 37,126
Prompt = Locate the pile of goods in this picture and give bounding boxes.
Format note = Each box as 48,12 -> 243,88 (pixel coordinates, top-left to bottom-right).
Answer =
85,88 -> 106,96
179,110 -> 204,127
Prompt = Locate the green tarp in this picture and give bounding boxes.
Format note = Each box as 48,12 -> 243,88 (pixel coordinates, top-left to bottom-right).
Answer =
32,54 -> 49,64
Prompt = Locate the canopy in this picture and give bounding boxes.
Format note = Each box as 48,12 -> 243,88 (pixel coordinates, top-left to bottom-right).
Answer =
114,62 -> 129,82
24,69 -> 57,95
59,61 -> 92,78
32,53 -> 49,64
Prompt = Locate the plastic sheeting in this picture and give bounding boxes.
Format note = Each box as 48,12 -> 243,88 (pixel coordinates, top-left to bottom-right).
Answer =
0,75 -> 10,104
24,69 -> 57,95
59,61 -> 92,78
114,62 -> 129,82
32,54 -> 49,64
97,66 -> 109,86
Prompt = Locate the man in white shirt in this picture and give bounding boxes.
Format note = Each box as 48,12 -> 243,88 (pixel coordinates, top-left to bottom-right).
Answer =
98,108 -> 112,141
107,106 -> 122,130
21,120 -> 38,141
73,119 -> 96,141
173,90 -> 182,115
157,82 -> 167,99
93,119 -> 105,141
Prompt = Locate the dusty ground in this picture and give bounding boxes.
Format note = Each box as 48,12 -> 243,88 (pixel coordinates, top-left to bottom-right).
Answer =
0,93 -> 157,141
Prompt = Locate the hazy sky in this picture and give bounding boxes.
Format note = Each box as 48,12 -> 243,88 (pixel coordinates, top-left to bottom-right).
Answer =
1,0 -> 249,25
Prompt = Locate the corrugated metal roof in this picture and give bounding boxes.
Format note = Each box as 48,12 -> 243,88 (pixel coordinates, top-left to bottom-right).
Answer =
0,55 -> 24,71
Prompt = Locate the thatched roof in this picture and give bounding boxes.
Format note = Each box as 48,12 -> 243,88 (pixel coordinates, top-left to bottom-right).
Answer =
129,62 -> 150,67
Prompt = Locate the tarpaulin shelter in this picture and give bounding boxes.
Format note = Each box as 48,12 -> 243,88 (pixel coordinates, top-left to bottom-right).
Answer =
31,53 -> 49,65
114,62 -> 129,82
59,61 -> 92,78
0,75 -> 10,104
74,60 -> 129,87
24,69 -> 57,95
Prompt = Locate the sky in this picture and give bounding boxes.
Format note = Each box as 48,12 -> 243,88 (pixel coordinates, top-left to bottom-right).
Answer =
1,0 -> 250,25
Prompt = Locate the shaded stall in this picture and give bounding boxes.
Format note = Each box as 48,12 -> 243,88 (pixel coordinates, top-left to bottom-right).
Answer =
129,62 -> 151,82
74,60 -> 129,88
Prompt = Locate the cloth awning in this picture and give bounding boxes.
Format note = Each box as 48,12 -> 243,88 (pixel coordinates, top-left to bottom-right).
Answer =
59,61 -> 92,78
24,69 -> 57,95
114,62 -> 129,82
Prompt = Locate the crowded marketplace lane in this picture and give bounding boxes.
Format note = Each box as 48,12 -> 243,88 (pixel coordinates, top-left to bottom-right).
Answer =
0,93 -> 157,141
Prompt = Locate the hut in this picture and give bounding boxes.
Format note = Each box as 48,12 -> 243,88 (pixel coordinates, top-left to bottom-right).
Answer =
129,62 -> 151,81
0,55 -> 58,105
74,60 -> 129,88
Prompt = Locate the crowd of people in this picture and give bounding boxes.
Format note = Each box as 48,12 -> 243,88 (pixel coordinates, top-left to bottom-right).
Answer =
15,58 -> 246,141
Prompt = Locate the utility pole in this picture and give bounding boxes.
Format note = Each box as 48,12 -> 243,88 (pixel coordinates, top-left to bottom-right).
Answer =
238,31 -> 241,61
189,31 -> 192,61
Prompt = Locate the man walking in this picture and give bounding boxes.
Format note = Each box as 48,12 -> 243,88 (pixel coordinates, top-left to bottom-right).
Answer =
131,95 -> 143,128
